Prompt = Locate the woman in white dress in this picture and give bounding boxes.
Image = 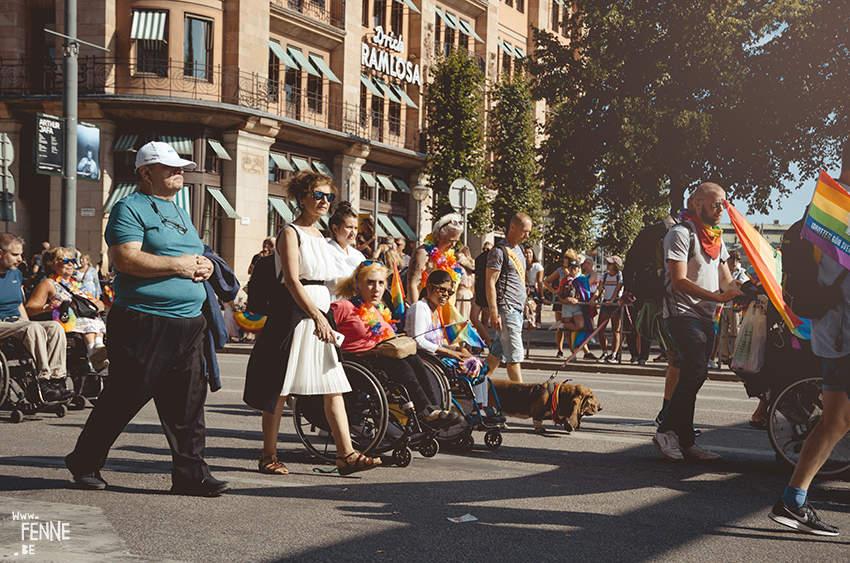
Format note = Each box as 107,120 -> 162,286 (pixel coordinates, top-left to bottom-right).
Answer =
326,201 -> 365,300
244,171 -> 380,476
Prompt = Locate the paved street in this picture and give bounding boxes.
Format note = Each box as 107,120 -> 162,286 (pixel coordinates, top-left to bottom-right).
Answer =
1,352 -> 849,563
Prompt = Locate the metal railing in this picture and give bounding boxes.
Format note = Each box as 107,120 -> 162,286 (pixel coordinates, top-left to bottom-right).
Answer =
0,57 -> 422,152
271,0 -> 345,29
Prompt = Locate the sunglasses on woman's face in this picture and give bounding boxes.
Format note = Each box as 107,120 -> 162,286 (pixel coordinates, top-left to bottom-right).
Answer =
311,191 -> 336,202
430,285 -> 454,297
362,260 -> 384,267
60,258 -> 76,265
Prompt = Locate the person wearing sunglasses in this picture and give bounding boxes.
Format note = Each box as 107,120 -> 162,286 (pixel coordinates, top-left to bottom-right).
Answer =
330,261 -> 459,429
65,141 -> 230,497
26,247 -> 108,372
245,170 -> 380,477
653,182 -> 743,463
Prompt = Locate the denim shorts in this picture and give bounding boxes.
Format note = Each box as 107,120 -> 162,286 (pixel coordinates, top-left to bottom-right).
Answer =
599,304 -> 620,317
561,303 -> 583,318
821,356 -> 850,400
490,307 -> 524,364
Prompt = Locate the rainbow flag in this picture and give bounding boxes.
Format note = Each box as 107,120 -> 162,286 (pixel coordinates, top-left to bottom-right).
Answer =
723,200 -> 802,332
390,261 -> 406,324
802,170 -> 850,271
440,301 -> 487,348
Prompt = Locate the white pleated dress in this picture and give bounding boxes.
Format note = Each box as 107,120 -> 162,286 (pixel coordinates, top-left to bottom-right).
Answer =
278,224 -> 351,396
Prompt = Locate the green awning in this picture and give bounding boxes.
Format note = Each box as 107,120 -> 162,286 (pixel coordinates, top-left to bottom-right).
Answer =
206,187 -> 239,219
401,0 -> 421,14
434,7 -> 457,30
104,183 -> 138,213
514,46 -> 526,58
376,174 -> 397,192
270,196 -> 294,223
393,178 -> 412,194
373,78 -> 401,103
290,156 -> 312,172
113,134 -> 138,152
360,172 -> 376,187
131,11 -> 167,41
457,19 -> 483,43
391,215 -> 417,240
158,135 -> 193,155
207,139 -> 231,160
389,83 -> 418,109
379,215 -> 404,239
269,41 -> 297,68
312,161 -> 335,178
360,74 -> 383,97
287,47 -> 320,77
443,11 -> 461,31
270,152 -> 294,171
309,55 -> 341,84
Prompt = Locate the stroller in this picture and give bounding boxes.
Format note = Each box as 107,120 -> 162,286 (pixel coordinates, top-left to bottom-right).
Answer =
731,288 -> 850,476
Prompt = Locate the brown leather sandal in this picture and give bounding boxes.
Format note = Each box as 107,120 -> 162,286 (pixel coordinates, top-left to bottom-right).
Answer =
258,453 -> 289,475
336,451 -> 381,476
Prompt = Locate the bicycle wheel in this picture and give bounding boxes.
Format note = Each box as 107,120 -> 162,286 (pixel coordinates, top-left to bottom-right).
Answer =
767,376 -> 850,476
292,361 -> 388,462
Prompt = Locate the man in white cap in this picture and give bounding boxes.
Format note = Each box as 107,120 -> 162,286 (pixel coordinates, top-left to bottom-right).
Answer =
66,141 -> 230,497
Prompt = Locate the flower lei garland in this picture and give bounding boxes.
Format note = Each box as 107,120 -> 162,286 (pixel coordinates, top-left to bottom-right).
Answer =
422,234 -> 465,285
50,275 -> 94,299
350,296 -> 396,343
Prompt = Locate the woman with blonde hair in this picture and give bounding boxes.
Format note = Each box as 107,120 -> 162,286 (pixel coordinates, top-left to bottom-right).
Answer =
330,261 -> 457,428
244,170 -> 380,476
75,253 -> 102,299
26,247 -> 108,371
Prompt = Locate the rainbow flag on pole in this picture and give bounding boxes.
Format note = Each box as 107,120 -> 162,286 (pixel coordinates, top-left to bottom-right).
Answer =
390,262 -> 406,324
723,200 -> 802,331
801,170 -> 850,271
440,302 -> 487,348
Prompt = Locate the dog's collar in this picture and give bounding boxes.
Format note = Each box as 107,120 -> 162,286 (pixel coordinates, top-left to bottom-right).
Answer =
550,382 -> 565,425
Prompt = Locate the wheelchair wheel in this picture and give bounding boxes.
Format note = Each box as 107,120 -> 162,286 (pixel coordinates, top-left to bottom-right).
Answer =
292,361 -> 388,463
393,446 -> 412,467
484,429 -> 502,449
419,437 -> 439,458
417,353 -> 452,411
767,376 -> 850,476
0,348 -> 9,408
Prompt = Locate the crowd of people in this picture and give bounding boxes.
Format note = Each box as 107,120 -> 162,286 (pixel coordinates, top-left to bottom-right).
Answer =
5,137 -> 850,538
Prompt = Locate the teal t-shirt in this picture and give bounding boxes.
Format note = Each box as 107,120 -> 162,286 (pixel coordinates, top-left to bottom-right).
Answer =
105,192 -> 206,318
0,269 -> 23,318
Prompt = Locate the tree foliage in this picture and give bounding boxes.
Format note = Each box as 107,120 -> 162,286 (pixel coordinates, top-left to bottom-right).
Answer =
524,0 -> 848,252
489,72 -> 542,239
424,49 -> 491,234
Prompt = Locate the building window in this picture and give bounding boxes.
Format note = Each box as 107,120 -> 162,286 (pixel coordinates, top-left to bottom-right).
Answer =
505,0 -> 513,7
444,17 -> 455,55
268,46 -> 280,103
285,65 -> 302,120
552,0 -> 559,31
138,41 -> 168,77
307,53 -> 324,114
459,24 -> 469,52
434,14 -> 441,55
517,0 -> 524,12
360,83 -> 369,126
391,0 -> 403,33
501,47 -> 512,77
371,96 -> 384,142
362,0 -> 369,26
389,100 -> 401,136
184,16 -> 212,80
373,0 -> 386,28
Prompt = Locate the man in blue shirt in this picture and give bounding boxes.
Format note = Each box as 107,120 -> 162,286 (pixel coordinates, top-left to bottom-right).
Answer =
0,232 -> 70,402
66,141 -> 230,497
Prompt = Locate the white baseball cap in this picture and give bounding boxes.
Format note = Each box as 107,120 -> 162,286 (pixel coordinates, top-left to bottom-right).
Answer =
135,141 -> 197,172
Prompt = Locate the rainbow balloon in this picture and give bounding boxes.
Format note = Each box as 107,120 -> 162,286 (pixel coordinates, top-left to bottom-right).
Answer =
235,311 -> 266,333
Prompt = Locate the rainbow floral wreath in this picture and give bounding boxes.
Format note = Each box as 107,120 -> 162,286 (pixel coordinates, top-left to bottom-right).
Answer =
422,234 -> 465,285
351,296 -> 396,342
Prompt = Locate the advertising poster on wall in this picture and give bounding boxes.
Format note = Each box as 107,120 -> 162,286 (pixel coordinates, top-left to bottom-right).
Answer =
35,113 -> 64,176
76,121 -> 101,181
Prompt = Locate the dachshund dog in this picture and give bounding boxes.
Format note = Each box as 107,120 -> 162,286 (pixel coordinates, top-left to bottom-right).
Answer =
489,379 -> 602,433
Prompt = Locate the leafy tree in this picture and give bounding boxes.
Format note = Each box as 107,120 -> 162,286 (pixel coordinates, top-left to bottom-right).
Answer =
524,0 -> 846,250
424,49 -> 491,234
488,71 -> 542,239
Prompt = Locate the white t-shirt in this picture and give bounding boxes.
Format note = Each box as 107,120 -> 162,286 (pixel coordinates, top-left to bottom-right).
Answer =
662,220 -> 729,320
600,271 -> 623,301
526,262 -> 544,289
327,239 -> 366,300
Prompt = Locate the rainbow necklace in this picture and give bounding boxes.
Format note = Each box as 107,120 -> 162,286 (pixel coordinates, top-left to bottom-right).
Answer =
350,297 -> 395,342
51,275 -> 92,298
422,234 -> 464,285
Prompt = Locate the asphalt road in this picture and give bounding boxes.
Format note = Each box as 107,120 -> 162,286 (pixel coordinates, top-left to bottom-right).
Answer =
1,353 -> 849,563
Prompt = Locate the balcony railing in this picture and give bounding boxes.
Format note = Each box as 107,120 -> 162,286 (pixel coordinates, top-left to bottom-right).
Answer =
0,57 -> 422,152
271,0 -> 345,29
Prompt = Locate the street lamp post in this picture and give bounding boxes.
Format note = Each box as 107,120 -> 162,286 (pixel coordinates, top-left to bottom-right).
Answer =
412,182 -> 429,243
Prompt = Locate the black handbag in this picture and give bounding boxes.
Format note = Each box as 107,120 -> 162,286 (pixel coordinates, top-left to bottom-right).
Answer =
58,281 -> 100,319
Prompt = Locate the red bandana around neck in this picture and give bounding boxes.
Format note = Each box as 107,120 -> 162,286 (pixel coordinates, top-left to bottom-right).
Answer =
695,220 -> 722,260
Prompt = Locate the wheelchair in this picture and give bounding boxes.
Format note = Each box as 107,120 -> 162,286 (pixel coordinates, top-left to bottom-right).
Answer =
417,353 -> 506,452
291,351 -> 450,467
0,332 -> 107,422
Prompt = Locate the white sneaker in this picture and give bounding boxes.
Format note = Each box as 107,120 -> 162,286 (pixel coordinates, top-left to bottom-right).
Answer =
680,444 -> 721,460
652,430 -> 683,460
707,360 -> 718,369
89,344 -> 109,373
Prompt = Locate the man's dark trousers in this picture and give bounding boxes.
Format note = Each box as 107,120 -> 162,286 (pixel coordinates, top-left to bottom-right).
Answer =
66,306 -> 210,484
